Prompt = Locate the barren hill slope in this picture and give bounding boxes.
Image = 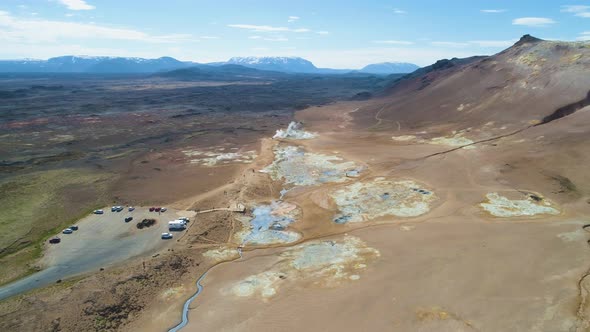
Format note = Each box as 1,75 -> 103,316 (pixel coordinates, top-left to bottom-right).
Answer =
354,35 -> 590,133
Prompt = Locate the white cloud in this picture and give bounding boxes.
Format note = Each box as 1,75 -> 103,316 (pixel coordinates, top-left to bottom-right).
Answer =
287,16 -> 299,23
0,11 -> 193,44
577,31 -> 590,41
431,40 -> 516,48
228,24 -> 309,33
372,40 -> 413,45
58,0 -> 95,11
393,8 -> 406,14
480,9 -> 506,13
512,17 -> 556,27
316,31 -> 330,35
200,36 -> 219,39
561,5 -> 590,13
262,36 -> 288,42
228,24 -> 290,32
561,5 -> 590,17
247,34 -> 287,42
431,41 -> 469,48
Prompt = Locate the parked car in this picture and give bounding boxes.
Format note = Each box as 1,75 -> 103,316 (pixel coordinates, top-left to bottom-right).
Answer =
94,209 -> 104,214
69,225 -> 79,231
161,232 -> 173,240
116,206 -> 124,212
62,228 -> 73,234
160,207 -> 167,212
155,207 -> 161,212
128,206 -> 135,212
111,206 -> 117,212
149,207 -> 155,212
178,217 -> 190,222
125,217 -> 133,222
49,237 -> 61,244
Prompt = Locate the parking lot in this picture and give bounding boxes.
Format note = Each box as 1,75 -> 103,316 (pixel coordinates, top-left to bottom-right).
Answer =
0,206 -> 195,301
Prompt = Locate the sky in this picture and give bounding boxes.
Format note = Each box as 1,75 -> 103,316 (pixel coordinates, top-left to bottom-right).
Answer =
0,0 -> 589,68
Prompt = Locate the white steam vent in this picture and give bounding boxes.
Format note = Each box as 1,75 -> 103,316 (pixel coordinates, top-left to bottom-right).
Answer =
273,121 -> 316,140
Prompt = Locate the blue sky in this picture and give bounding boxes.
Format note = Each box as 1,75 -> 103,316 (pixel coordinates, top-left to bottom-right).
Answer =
1,0 -> 589,68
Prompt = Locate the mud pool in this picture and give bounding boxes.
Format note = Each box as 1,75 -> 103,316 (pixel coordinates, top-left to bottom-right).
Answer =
235,201 -> 302,245
391,135 -> 418,142
182,147 -> 257,166
226,236 -> 379,299
262,145 -> 357,187
203,247 -> 240,261
331,178 -> 437,223
430,132 -> 474,147
390,131 -> 475,148
480,192 -> 560,217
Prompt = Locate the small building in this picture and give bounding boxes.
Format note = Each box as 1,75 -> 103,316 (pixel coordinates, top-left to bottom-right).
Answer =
231,203 -> 246,213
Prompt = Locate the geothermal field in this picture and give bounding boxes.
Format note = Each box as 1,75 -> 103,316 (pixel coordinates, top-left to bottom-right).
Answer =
2,36 -> 590,332
176,37 -> 590,332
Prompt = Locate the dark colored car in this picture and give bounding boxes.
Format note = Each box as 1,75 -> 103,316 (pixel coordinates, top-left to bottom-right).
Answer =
155,207 -> 161,212
125,217 -> 133,222
69,225 -> 79,231
49,237 -> 61,244
149,207 -> 155,212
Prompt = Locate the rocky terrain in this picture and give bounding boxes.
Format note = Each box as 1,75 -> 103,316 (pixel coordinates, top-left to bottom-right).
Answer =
1,35 -> 590,332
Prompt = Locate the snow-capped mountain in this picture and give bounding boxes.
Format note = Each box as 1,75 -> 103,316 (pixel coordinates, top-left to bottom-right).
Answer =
226,56 -> 318,73
0,56 -> 192,73
223,57 -> 419,74
359,62 -> 420,74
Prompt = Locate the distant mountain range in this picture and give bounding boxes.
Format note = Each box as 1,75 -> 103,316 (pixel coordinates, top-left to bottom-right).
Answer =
219,57 -> 419,74
0,56 -> 190,73
358,62 -> 420,75
225,56 -> 317,73
0,56 -> 419,75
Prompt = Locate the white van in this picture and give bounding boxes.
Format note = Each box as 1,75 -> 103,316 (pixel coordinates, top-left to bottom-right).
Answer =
168,220 -> 187,231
